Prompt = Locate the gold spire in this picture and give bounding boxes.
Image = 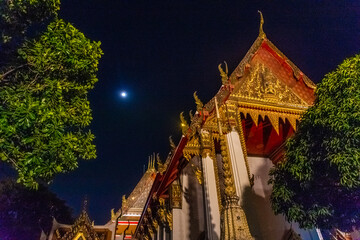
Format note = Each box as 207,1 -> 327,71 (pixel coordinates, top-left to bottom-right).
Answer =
258,10 -> 266,39
82,196 -> 88,212
147,153 -> 156,170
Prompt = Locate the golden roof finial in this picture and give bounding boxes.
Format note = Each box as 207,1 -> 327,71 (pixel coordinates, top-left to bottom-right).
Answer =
122,194 -> 127,209
156,153 -> 165,174
169,136 -> 176,150
180,112 -> 189,135
258,10 -> 266,39
218,61 -> 228,85
193,91 -> 203,112
111,208 -> 115,220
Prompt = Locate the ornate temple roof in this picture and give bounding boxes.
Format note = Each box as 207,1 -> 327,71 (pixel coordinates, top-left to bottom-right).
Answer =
134,12 -> 317,238
126,169 -> 156,210
48,203 -> 112,240
112,162 -> 157,221
60,209 -> 101,240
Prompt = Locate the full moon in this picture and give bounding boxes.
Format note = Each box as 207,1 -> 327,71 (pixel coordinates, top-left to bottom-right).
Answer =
120,91 -> 127,98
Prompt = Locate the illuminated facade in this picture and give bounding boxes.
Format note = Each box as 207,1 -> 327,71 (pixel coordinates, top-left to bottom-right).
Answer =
45,203 -> 113,240
133,13 -> 324,240
111,160 -> 157,239
45,162 -> 156,240
43,13 -> 354,240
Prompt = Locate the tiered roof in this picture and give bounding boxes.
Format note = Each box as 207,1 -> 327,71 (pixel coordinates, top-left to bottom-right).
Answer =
134,13 -> 316,238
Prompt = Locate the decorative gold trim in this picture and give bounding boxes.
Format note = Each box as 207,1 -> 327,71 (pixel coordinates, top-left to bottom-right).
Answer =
170,182 -> 182,209
236,108 -> 253,187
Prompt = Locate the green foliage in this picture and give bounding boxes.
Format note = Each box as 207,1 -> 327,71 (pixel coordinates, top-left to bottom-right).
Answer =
0,1 -> 103,188
0,178 -> 73,240
0,0 -> 60,61
269,54 -> 360,231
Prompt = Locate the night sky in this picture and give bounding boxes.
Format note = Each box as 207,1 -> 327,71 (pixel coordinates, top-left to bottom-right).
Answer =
50,1 -> 360,224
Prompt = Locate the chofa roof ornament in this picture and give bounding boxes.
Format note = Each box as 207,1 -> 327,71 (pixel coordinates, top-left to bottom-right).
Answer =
258,10 -> 266,39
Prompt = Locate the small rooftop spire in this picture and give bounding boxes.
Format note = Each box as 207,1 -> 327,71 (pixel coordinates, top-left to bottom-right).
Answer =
147,153 -> 156,171
82,195 -> 88,212
258,10 -> 266,39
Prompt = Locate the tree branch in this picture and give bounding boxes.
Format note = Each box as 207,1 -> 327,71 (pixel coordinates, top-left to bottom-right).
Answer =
0,63 -> 28,80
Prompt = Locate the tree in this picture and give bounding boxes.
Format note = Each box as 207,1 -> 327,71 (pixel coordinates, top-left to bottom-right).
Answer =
0,178 -> 73,240
0,0 -> 103,188
269,54 -> 360,232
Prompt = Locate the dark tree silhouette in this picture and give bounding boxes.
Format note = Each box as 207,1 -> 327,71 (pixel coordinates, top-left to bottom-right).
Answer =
0,179 -> 73,240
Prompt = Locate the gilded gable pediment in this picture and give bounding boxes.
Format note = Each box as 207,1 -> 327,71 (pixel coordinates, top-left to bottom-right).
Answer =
233,63 -> 307,108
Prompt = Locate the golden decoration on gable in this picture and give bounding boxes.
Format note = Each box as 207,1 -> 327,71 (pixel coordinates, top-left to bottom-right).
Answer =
183,135 -> 201,157
237,103 -> 301,132
236,63 -> 305,106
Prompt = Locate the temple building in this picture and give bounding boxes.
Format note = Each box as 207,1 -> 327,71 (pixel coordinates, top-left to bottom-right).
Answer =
133,13 -> 323,240
43,13 -> 355,240
44,160 -> 157,240
111,159 -> 157,239
45,201 -> 114,240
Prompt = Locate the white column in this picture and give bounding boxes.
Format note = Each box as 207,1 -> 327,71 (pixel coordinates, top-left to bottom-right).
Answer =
226,130 -> 251,202
172,208 -> 185,240
156,225 -> 161,240
202,155 -> 221,240
316,228 -> 324,240
172,173 -> 189,240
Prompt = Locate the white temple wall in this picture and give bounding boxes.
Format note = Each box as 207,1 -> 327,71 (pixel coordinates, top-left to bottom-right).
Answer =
172,157 -> 205,240
224,130 -> 302,239
201,154 -> 221,240
247,156 -> 322,240
247,156 -> 290,240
